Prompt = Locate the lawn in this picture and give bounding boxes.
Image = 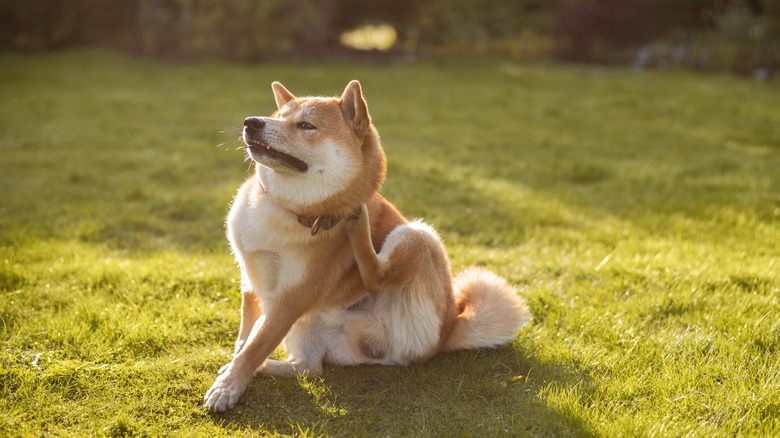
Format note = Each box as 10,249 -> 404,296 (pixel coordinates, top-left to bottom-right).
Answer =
1,50 -> 778,437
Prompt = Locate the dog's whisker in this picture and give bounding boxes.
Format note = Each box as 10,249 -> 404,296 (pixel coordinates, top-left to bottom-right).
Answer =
214,128 -> 245,150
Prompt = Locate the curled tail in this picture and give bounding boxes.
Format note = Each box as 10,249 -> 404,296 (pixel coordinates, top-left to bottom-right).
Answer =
444,267 -> 531,352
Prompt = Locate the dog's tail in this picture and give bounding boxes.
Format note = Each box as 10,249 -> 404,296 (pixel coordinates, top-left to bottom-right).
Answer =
443,267 -> 531,352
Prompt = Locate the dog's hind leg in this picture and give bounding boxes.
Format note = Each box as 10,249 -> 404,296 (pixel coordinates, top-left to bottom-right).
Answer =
346,204 -> 387,292
256,308 -> 390,377
257,358 -> 321,377
255,315 -> 327,377
318,308 -> 391,366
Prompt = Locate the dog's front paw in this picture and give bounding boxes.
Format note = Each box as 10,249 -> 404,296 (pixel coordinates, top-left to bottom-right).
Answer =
204,365 -> 247,413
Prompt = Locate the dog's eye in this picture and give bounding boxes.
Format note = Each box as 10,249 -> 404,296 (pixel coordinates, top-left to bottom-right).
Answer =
297,121 -> 316,130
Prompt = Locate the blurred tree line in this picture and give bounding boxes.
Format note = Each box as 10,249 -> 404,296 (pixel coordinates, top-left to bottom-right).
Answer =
1,0 -> 777,74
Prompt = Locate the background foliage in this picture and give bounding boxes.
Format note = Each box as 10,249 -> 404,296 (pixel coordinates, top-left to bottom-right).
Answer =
1,0 -> 778,73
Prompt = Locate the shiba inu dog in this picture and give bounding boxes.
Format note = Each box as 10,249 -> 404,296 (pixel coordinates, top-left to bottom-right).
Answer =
203,80 -> 530,412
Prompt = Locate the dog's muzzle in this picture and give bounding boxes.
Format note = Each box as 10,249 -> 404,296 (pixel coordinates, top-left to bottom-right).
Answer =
242,117 -> 309,173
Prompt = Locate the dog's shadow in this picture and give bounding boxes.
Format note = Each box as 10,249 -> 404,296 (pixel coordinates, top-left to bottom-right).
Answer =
211,345 -> 597,437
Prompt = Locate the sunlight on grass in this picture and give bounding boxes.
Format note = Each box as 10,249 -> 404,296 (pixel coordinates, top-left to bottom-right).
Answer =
1,50 -> 778,436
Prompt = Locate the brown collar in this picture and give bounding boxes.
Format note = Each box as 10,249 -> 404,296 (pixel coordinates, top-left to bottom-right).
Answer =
297,214 -> 343,236
256,178 -> 350,236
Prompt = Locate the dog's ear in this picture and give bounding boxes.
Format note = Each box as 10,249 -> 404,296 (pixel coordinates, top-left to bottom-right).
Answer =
272,82 -> 296,109
340,80 -> 370,138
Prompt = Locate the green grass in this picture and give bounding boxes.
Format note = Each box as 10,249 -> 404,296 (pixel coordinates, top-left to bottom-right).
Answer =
1,50 -> 778,437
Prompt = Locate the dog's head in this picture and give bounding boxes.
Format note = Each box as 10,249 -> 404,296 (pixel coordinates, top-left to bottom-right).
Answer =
243,80 -> 386,217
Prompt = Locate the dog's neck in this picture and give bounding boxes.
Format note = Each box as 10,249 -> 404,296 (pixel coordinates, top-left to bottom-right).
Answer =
255,175 -> 348,236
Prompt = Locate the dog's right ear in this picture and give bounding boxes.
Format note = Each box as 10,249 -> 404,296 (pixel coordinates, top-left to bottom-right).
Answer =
272,82 -> 296,109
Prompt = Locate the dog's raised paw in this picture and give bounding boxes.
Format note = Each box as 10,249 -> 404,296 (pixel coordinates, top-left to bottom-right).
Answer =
345,203 -> 368,231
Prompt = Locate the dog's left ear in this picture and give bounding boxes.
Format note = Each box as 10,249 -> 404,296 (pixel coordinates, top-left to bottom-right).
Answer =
272,82 -> 296,109
340,80 -> 370,138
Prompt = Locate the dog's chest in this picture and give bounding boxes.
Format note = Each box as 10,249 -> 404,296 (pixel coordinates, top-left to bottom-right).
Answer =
228,182 -> 323,295
229,183 -> 309,252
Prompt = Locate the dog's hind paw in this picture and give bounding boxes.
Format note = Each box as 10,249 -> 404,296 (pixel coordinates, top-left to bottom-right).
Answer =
345,203 -> 368,231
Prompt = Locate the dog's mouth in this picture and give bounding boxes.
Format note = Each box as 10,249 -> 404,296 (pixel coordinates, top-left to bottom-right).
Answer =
245,140 -> 309,173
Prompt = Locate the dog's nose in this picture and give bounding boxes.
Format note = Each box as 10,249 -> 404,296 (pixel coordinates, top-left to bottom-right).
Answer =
244,117 -> 265,133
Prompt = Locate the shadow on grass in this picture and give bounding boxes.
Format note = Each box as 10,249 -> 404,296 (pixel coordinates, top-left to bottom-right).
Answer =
208,345 -> 597,436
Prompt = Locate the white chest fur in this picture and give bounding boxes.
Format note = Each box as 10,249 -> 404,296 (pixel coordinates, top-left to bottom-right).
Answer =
227,178 -> 315,299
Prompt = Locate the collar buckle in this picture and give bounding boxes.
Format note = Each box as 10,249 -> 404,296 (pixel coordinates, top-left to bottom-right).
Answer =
297,214 -> 342,236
